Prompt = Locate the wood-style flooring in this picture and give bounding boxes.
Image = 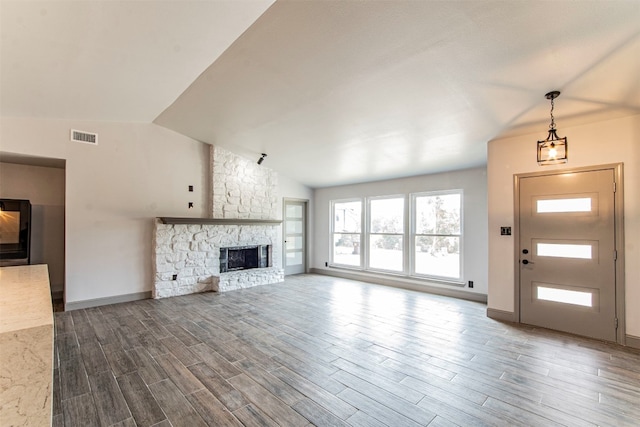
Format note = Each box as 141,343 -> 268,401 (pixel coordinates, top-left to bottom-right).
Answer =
53,274 -> 640,426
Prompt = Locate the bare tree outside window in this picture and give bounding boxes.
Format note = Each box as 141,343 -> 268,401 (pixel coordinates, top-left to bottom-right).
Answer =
332,200 -> 362,267
329,191 -> 462,282
369,197 -> 404,272
414,192 -> 461,279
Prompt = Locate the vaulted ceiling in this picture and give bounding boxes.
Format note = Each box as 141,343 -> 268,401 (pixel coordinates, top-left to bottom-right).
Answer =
2,1 -> 639,187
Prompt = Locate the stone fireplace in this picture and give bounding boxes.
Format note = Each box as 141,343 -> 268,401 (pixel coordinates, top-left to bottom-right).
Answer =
152,146 -> 285,298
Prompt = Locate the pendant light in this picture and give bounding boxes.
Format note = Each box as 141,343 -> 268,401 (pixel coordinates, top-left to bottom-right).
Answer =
537,91 -> 568,165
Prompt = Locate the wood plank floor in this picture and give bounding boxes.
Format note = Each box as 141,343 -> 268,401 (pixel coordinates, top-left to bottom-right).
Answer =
53,274 -> 640,426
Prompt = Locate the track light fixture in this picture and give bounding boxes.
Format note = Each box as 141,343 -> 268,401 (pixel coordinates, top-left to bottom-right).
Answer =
257,153 -> 267,165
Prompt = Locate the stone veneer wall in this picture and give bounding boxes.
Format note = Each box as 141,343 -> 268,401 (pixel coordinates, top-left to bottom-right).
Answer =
153,220 -> 284,298
153,146 -> 285,298
210,146 -> 278,220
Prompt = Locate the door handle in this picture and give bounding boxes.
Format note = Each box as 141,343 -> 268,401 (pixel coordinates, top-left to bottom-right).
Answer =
522,259 -> 534,265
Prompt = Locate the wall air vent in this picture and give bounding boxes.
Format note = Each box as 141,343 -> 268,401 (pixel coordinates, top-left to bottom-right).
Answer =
70,129 -> 98,145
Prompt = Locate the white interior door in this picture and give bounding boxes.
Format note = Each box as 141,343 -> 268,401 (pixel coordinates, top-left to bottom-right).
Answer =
519,169 -> 617,341
284,200 -> 306,275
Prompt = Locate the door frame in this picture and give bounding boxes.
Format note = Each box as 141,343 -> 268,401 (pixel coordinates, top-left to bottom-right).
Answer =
283,198 -> 309,275
513,163 -> 625,344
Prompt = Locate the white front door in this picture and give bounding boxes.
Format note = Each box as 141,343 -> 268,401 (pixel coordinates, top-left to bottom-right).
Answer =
518,168 -> 618,341
284,200 -> 306,275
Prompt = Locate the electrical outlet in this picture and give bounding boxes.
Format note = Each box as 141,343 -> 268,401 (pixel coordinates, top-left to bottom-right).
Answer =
468,280 -> 474,288
500,226 -> 511,236
188,185 -> 194,192
188,202 -> 194,209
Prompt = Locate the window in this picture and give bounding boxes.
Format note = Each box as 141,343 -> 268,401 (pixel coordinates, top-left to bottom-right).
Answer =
331,200 -> 362,267
537,197 -> 592,213
413,191 -> 461,279
368,197 -> 404,272
536,285 -> 594,307
536,242 -> 592,259
329,190 -> 463,284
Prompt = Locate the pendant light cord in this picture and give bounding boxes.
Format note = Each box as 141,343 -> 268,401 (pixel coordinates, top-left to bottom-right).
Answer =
549,96 -> 556,131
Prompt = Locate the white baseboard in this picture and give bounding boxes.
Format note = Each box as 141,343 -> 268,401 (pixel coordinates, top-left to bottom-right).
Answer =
309,268 -> 487,303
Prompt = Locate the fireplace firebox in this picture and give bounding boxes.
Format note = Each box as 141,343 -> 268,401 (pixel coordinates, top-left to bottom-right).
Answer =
219,245 -> 271,273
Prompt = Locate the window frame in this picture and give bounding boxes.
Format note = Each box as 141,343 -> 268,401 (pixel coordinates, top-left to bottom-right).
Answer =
366,195 -> 406,273
328,189 -> 464,286
411,189 -> 463,281
330,198 -> 364,268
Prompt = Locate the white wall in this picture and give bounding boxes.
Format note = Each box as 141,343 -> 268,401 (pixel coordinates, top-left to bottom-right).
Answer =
487,114 -> 640,338
312,167 -> 488,295
0,162 -> 65,293
0,117 -> 210,306
278,174 -> 314,217
278,173 -> 314,271
0,117 -> 314,307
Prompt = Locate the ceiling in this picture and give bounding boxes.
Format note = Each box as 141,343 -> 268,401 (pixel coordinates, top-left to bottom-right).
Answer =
0,0 -> 275,122
2,1 -> 639,188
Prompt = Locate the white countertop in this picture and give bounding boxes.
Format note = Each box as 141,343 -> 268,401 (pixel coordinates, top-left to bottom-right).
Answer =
0,264 -> 53,334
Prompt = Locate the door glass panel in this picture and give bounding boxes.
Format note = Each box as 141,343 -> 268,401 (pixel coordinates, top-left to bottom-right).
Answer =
286,220 -> 302,234
537,243 -> 592,259
286,251 -> 302,266
536,197 -> 592,213
537,286 -> 593,307
286,236 -> 302,250
286,204 -> 303,218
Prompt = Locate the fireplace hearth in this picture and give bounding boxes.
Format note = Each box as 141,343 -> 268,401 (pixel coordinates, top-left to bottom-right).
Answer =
220,245 -> 271,273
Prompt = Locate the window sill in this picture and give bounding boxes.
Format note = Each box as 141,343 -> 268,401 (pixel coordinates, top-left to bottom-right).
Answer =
327,264 -> 465,287
313,266 -> 485,303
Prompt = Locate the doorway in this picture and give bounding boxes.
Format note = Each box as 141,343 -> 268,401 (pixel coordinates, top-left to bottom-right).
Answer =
0,153 -> 66,308
516,165 -> 624,342
283,199 -> 307,275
